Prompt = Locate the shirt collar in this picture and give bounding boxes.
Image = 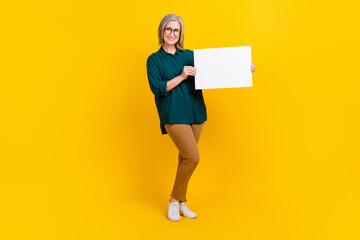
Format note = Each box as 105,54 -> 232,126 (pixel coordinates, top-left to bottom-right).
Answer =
159,45 -> 181,57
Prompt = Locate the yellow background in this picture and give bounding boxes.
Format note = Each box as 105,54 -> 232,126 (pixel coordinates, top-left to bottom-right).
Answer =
1,0 -> 359,239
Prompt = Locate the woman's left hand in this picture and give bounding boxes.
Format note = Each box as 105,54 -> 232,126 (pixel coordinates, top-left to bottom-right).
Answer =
250,62 -> 256,73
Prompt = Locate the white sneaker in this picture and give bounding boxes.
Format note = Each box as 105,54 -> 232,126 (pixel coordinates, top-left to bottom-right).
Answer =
167,201 -> 180,221
179,202 -> 197,218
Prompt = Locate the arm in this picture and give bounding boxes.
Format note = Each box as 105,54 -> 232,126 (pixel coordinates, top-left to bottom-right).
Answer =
167,66 -> 197,91
166,66 -> 197,91
146,56 -> 170,97
146,56 -> 197,96
166,75 -> 185,92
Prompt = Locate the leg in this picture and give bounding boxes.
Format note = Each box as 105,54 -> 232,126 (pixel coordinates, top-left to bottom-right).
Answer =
177,122 -> 205,201
191,122 -> 205,144
165,124 -> 201,203
176,122 -> 205,168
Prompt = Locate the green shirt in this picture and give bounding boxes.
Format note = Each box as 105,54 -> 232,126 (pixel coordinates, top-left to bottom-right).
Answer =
146,46 -> 207,135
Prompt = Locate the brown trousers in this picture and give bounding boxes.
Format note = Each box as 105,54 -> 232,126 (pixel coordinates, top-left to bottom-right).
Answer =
164,122 -> 205,203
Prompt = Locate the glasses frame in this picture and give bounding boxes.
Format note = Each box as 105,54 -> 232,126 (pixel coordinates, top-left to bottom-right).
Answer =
164,27 -> 180,36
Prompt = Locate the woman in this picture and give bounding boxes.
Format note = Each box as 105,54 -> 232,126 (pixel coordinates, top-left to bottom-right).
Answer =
146,14 -> 256,222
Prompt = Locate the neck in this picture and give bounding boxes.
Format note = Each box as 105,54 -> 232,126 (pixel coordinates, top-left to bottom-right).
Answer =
163,43 -> 176,54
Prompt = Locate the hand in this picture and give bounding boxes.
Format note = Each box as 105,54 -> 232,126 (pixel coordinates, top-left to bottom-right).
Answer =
180,66 -> 197,80
250,62 -> 256,73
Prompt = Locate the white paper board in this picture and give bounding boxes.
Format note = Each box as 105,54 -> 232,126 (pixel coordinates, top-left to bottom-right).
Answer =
194,46 -> 252,89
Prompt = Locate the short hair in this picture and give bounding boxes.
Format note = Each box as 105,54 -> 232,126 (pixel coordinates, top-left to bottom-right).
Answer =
158,14 -> 184,50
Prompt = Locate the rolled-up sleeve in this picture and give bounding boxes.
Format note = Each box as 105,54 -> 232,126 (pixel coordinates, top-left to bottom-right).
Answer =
146,56 -> 168,97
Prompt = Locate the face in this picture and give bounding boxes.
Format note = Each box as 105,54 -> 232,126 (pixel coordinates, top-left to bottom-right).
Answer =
163,20 -> 181,46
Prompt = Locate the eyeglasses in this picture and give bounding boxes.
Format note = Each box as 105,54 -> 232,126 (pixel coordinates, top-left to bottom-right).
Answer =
164,27 -> 180,36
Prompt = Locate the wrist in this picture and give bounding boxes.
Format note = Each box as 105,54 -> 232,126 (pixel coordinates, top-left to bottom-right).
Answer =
179,74 -> 186,81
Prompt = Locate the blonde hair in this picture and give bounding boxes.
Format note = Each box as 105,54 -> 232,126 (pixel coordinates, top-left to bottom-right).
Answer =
158,14 -> 184,50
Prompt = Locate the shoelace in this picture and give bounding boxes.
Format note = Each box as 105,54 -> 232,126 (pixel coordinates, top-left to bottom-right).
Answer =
180,203 -> 191,213
171,202 -> 179,215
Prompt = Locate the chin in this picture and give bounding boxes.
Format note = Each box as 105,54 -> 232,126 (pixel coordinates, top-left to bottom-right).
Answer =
165,41 -> 175,45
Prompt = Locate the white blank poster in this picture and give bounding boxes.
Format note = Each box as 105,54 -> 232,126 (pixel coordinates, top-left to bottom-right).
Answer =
194,46 -> 252,89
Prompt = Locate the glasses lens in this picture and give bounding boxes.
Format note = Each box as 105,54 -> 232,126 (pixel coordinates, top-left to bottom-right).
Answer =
165,28 -> 180,36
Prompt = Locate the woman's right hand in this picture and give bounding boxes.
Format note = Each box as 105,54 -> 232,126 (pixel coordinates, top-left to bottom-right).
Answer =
180,66 -> 197,80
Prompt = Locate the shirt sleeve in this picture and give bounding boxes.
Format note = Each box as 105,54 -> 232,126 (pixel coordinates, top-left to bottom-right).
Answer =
146,55 -> 169,97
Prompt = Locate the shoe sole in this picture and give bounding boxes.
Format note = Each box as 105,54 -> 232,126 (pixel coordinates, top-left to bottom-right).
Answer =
168,217 -> 180,221
179,211 -> 197,219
